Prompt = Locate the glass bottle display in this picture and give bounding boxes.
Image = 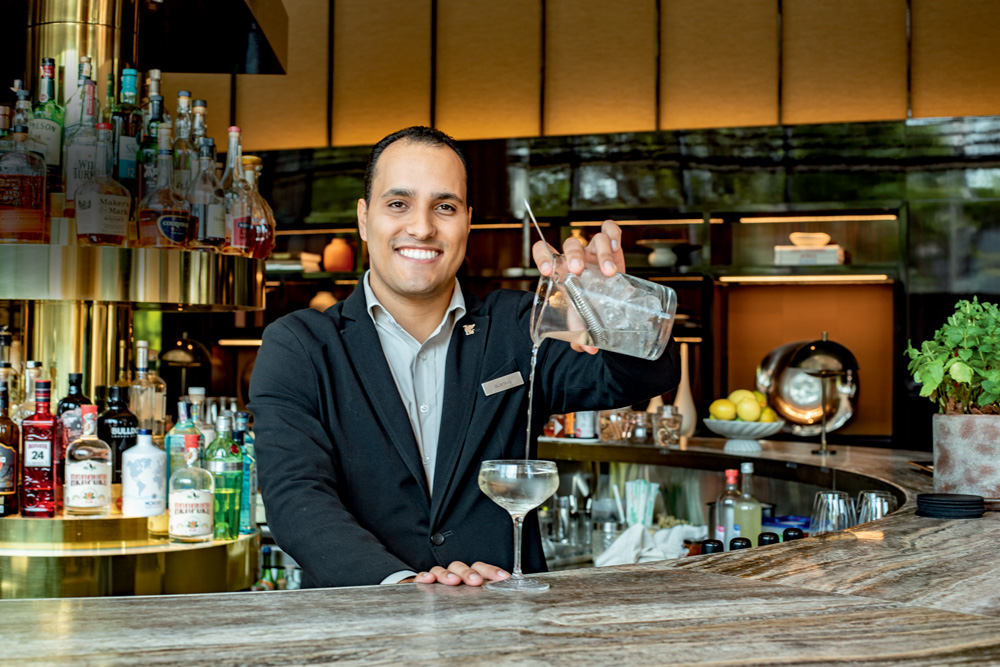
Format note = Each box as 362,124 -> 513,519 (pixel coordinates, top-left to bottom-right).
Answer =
220,126 -> 251,256
140,69 -> 171,140
148,349 -> 168,432
102,72 -> 115,124
172,91 -> 196,194
56,372 -> 93,464
98,385 -> 138,483
14,360 -> 44,425
121,428 -> 167,518
75,122 -> 130,246
0,328 -> 20,407
28,58 -> 64,185
0,125 -> 48,244
187,137 -> 226,250
734,462 -> 763,546
110,68 -> 143,206
21,380 -> 57,518
62,80 -> 98,216
64,56 -> 97,136
64,404 -> 112,516
130,340 -> 157,432
187,387 -> 216,446
12,90 -> 34,128
190,99 -> 208,152
242,155 -> 276,259
0,105 -> 12,153
169,432 -> 214,543
165,400 -> 203,480
0,381 -> 19,517
205,413 -> 242,540
234,411 -> 257,534
136,95 -> 165,202
136,123 -> 190,247
715,468 -> 741,550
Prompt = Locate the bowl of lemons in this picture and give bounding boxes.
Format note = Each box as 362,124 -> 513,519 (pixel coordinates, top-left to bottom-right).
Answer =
704,389 -> 785,452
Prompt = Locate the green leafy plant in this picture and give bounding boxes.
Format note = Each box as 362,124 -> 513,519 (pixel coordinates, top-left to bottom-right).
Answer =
906,297 -> 1000,414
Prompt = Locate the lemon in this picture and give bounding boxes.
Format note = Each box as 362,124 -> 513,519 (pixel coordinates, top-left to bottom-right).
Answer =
709,398 -> 737,420
736,398 -> 762,422
753,390 -> 768,407
728,389 -> 756,406
760,407 -> 778,423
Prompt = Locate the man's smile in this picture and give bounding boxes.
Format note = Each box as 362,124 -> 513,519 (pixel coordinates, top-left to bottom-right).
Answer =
396,247 -> 443,261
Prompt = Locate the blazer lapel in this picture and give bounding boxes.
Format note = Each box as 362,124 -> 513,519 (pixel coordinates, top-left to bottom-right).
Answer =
340,288 -> 431,500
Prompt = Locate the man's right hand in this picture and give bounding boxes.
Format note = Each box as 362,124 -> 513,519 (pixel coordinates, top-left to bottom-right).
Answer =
401,561 -> 511,586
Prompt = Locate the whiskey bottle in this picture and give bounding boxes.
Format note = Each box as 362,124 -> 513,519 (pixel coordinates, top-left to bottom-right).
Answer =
234,411 -> 257,535
21,380 -> 57,518
110,68 -> 142,204
27,58 -> 64,187
205,414 -> 242,540
0,381 -> 19,517
64,404 -> 112,516
121,428 -> 166,518
169,433 -> 214,543
172,91 -> 196,194
220,126 -> 251,256
187,138 -> 226,250
242,156 -> 276,259
62,79 -> 98,216
75,122 -> 130,246
98,385 -> 138,483
56,372 -> 93,469
136,95 -> 165,203
0,125 -> 48,244
136,123 -> 190,247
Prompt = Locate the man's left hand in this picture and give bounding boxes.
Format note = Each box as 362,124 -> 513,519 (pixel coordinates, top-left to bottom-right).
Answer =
410,561 -> 511,586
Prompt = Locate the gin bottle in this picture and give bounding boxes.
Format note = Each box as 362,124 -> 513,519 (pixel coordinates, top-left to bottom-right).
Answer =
21,380 -> 57,518
172,91 -> 196,194
14,360 -> 44,425
234,411 -> 257,534
148,349 -> 168,433
0,381 -> 20,517
75,122 -> 130,246
220,126 -> 251,256
98,385 -> 138,483
62,80 -> 98,216
187,137 -> 226,250
715,469 -> 741,550
187,386 -> 216,445
121,428 -> 167,518
130,340 -> 158,433
241,156 -> 275,259
165,400 -> 203,481
205,413 -> 242,540
64,404 -> 112,516
28,58 -> 64,186
111,68 -> 143,204
169,433 -> 214,543
0,125 -> 48,244
136,123 -> 190,247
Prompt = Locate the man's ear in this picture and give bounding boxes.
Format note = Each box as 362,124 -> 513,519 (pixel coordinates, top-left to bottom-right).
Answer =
357,198 -> 368,242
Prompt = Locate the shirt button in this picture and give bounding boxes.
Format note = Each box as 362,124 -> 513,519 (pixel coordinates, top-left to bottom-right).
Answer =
423,456 -> 431,465
419,352 -> 428,361
419,404 -> 429,414
430,532 -> 445,546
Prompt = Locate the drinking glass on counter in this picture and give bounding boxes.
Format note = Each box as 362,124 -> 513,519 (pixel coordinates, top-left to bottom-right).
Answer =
856,490 -> 897,523
654,405 -> 682,447
810,490 -> 857,536
478,460 -> 559,591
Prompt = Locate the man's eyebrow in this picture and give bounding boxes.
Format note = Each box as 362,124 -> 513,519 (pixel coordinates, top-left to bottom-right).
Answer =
433,191 -> 465,204
380,187 -> 416,199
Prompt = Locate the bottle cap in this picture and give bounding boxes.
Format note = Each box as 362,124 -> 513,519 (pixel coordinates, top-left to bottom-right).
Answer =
699,539 -> 724,554
178,90 -> 191,97
725,468 -> 738,483
148,68 -> 162,79
0,361 -> 9,368
198,142 -> 213,158
228,125 -> 241,133
740,462 -> 754,474
193,99 -> 207,108
108,385 -> 126,401
729,537 -> 752,550
138,428 -> 152,436
216,414 -> 232,432
188,386 -> 205,396
758,532 -> 780,546
11,124 -> 27,134
123,68 -> 138,76
26,360 -> 42,368
68,372 -> 83,383
42,57 -> 55,66
136,340 -> 148,349
150,94 -> 164,102
783,527 -> 804,541
35,380 -> 51,398
96,122 -> 111,130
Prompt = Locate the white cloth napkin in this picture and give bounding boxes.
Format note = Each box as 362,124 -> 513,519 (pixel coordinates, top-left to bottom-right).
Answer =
594,524 -> 709,567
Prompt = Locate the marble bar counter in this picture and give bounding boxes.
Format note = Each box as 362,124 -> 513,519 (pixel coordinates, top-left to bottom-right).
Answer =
9,441 -> 1000,666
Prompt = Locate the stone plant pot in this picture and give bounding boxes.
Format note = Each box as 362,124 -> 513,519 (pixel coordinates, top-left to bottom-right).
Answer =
932,414 -> 1000,508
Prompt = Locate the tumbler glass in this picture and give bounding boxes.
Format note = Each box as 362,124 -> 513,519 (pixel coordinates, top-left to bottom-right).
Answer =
856,490 -> 897,523
810,490 -> 857,536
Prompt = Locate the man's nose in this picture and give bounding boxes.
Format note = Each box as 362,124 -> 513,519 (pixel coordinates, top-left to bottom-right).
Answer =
406,206 -> 435,240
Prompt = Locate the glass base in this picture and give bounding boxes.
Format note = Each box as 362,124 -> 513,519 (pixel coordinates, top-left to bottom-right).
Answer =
486,575 -> 549,592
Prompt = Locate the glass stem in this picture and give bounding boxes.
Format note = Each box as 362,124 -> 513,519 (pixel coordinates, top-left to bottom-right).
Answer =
511,514 -> 524,578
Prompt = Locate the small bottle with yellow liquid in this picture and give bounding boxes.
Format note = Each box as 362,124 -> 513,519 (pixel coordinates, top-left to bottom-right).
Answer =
734,461 -> 763,545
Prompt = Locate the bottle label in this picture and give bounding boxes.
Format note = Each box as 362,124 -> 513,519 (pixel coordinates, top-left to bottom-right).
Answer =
0,209 -> 45,235
169,488 -> 213,537
141,161 -> 158,197
194,203 -> 225,240
24,435 -> 52,468
65,459 -> 111,508
27,118 -> 62,166
118,136 -> 138,181
230,214 -> 252,248
573,411 -> 597,438
110,425 -> 138,439
122,451 -> 166,515
0,174 -> 45,210
66,145 -> 97,202
138,210 -> 189,245
77,193 -> 130,237
0,443 -> 16,494
207,460 -> 242,473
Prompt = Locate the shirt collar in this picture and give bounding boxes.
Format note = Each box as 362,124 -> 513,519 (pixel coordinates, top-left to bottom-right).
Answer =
363,270 -> 467,338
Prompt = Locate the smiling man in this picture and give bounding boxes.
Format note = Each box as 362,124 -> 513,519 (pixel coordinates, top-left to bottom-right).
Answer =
249,126 -> 680,588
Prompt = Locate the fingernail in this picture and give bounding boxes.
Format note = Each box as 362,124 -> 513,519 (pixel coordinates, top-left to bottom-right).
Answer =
469,573 -> 482,582
498,569 -> 510,578
570,258 -> 583,272
611,239 -> 619,252
447,573 -> 458,580
540,261 -> 551,274
603,260 -> 615,274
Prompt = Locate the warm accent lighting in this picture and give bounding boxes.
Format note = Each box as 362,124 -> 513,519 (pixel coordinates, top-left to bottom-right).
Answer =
570,219 -> 722,227
218,339 -> 263,347
738,214 -> 898,223
472,222 -> 549,230
275,227 -> 358,236
718,275 -> 891,284
674,337 -> 703,344
335,279 -> 359,286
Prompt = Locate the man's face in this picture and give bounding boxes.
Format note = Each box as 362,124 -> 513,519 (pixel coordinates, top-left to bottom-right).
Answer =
358,140 -> 471,303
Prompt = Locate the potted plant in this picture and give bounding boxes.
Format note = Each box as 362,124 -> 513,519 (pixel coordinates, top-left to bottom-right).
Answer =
906,297 -> 1000,504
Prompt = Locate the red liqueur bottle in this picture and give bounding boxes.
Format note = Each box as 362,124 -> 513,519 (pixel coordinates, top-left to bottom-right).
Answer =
21,379 -> 57,518
0,380 -> 19,517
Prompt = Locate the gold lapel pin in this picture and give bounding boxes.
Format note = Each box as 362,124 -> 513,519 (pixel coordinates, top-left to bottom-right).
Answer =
463,323 -> 476,336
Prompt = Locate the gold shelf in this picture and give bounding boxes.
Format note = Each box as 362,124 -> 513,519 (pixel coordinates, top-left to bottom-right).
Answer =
0,245 -> 265,311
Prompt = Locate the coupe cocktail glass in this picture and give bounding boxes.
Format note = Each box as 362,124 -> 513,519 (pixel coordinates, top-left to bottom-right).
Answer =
478,459 -> 559,591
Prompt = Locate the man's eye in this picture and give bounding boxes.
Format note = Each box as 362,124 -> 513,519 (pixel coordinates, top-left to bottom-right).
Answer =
437,203 -> 456,212
388,201 -> 406,209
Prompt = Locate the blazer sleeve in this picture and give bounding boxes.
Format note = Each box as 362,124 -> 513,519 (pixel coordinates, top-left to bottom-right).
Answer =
249,318 -> 413,587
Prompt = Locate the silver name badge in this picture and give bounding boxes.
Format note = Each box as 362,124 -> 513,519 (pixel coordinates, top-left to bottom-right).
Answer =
481,371 -> 524,397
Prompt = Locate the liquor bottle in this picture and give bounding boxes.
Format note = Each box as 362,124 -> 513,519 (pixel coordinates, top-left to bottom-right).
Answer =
56,372 -> 93,465
115,338 -> 131,389
28,58 -> 64,186
121,428 -> 166,517
220,126 -> 251,256
12,90 -> 34,128
136,123 -> 190,247
0,327 -> 20,407
148,349 -> 168,431
168,432 -> 214,543
0,125 -> 48,244
234,411 -> 257,534
64,56 -> 97,136
187,138 -> 226,250
241,156 -> 275,259
734,462 -> 763,546
102,72 -> 115,124
190,99 -> 207,152
715,468 -> 740,551
0,105 -> 12,153
0,381 -> 19,517
165,400 -> 203,481
140,69 -> 171,141
64,404 -> 112,516
136,95 -> 164,202
110,68 -> 142,204
187,387 -> 216,445
98,385 -> 138,483
14,360 -> 44,425
130,340 -> 157,433
75,122 -> 130,246
62,79 -> 98,216
21,380 -> 57,518
251,545 -> 276,590
205,413 -> 242,540
172,91 -> 196,194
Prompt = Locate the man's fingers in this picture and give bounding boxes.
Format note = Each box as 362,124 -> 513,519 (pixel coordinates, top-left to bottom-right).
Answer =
562,234 -> 586,274
570,343 -> 600,355
445,561 -> 484,586
470,561 -> 511,581
585,233 -> 618,277
423,565 -> 462,585
532,240 -> 557,275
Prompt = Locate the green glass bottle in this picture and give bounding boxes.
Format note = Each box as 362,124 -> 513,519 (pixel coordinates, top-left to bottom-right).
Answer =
28,58 -> 64,190
111,68 -> 143,205
136,95 -> 164,204
204,413 -> 242,540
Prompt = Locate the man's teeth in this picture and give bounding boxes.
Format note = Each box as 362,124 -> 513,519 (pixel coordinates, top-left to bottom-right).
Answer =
398,248 -> 440,260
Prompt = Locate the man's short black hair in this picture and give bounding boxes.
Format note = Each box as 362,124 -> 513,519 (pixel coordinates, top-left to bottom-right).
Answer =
363,126 -> 469,205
